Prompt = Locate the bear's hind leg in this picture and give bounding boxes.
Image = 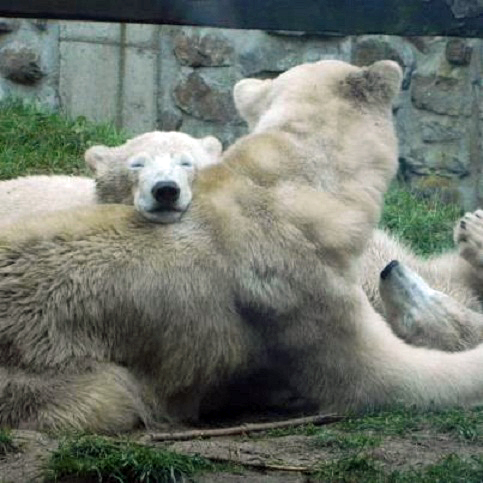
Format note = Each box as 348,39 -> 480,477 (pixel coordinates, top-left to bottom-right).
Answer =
0,363 -> 156,433
379,260 -> 483,351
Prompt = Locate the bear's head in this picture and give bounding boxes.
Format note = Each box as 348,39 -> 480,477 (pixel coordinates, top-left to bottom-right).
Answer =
232,59 -> 402,192
85,131 -> 222,223
234,59 -> 402,132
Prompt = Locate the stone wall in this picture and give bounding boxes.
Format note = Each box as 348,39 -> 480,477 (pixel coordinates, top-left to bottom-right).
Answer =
0,18 -> 481,208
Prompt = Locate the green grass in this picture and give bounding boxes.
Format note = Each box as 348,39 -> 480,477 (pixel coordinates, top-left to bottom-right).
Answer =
262,407 -> 482,444
263,423 -> 319,438
396,454 -> 483,483
0,428 -> 17,456
338,406 -> 483,442
312,453 -> 385,482
380,183 -> 463,256
312,453 -> 483,482
44,435 -> 215,482
0,100 -> 126,180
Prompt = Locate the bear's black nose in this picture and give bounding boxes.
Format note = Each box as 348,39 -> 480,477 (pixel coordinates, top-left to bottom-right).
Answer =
152,181 -> 180,204
380,260 -> 399,280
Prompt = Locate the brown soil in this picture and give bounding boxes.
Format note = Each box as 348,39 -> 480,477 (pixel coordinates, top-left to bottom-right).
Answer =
1,424 -> 481,482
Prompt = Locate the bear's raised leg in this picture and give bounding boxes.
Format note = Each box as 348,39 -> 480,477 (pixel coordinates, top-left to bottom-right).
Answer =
455,210 -> 483,279
290,284 -> 483,413
0,362 -> 157,433
378,260 -> 483,351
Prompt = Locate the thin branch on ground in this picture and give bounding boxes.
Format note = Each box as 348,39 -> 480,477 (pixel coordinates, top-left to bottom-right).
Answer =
144,413 -> 342,442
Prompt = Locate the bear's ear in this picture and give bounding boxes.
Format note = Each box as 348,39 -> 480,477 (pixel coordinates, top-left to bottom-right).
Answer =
84,145 -> 113,174
342,60 -> 402,105
233,78 -> 273,128
199,136 -> 223,162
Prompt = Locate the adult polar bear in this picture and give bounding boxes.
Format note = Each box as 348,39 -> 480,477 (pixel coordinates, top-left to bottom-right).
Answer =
237,70 -> 483,316
1,59 -> 483,433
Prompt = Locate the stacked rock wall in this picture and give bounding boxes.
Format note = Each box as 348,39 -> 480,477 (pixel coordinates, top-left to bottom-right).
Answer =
0,19 -> 481,207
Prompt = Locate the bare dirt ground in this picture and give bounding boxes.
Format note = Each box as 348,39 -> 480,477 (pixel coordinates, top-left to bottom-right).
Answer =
1,413 -> 481,482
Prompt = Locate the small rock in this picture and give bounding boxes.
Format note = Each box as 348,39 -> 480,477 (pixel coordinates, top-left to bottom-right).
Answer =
353,38 -> 404,67
411,73 -> 472,117
31,19 -> 49,32
404,37 -> 429,53
421,119 -> 463,143
410,175 -> 461,204
173,72 -> 238,123
0,18 -> 18,34
404,149 -> 469,178
173,31 -> 233,67
157,108 -> 183,131
0,42 -> 44,85
445,39 -> 472,66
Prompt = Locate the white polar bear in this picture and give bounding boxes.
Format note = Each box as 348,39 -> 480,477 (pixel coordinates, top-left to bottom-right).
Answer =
0,131 -> 222,225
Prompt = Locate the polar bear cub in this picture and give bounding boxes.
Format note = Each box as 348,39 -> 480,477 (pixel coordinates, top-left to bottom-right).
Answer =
0,131 -> 222,225
127,151 -> 200,223
88,132 -> 222,223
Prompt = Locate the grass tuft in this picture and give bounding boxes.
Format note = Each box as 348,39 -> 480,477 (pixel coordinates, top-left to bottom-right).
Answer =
337,406 -> 483,442
312,454 -> 483,482
394,454 -> 483,483
312,453 -> 385,482
380,183 -> 463,256
263,423 -> 319,438
44,435 -> 215,482
0,428 -> 17,456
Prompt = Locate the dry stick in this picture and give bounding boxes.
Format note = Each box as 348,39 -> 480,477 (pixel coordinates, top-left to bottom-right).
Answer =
146,413 -> 341,442
202,456 -> 312,473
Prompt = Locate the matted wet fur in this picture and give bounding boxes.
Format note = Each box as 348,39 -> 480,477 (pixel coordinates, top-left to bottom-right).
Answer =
1,60 -> 483,434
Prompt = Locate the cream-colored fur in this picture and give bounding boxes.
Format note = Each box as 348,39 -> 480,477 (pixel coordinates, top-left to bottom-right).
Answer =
378,211 -> 483,352
234,72 -> 483,321
379,260 -> 483,352
1,60 -> 483,434
88,131 -> 222,208
361,228 -> 482,315
0,175 -> 95,225
0,132 -> 222,225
